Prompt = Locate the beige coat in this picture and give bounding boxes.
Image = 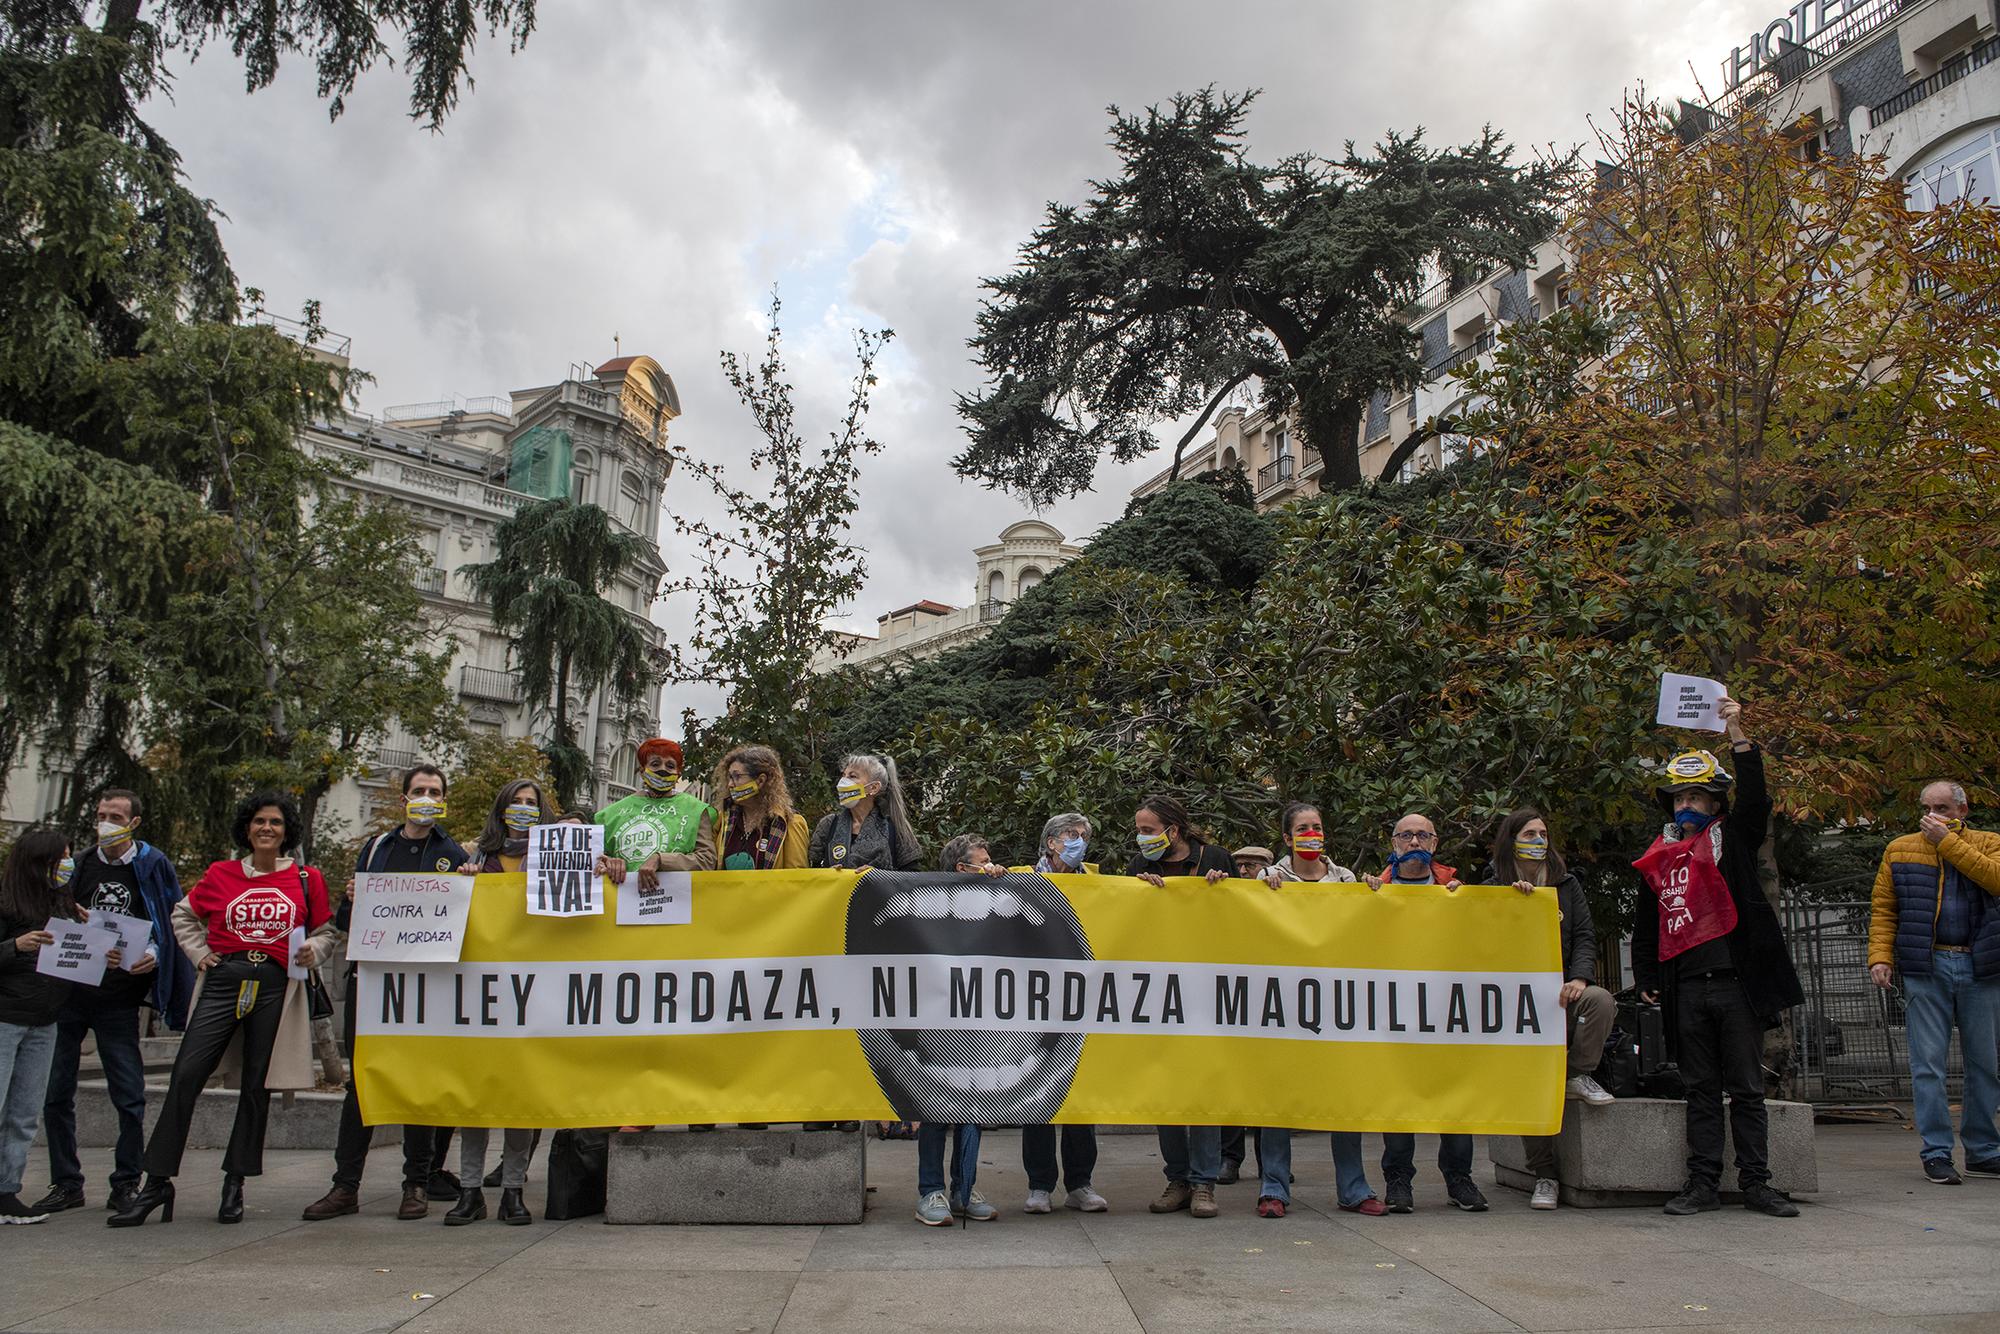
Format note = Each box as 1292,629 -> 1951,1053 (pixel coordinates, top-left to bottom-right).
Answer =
172,888 -> 340,1093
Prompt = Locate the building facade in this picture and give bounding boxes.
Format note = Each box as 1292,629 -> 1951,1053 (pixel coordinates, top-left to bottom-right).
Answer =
1134,0 -> 1999,514
812,520 -> 1084,672
1,353 -> 679,839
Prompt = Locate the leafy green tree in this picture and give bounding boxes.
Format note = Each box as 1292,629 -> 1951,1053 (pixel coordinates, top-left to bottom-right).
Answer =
465,498 -> 657,810
0,2 -> 535,849
955,87 -> 1564,501
663,294 -> 890,811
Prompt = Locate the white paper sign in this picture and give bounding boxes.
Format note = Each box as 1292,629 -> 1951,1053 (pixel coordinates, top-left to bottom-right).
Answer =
36,918 -> 118,987
615,871 -> 693,926
286,926 -> 309,981
1656,672 -> 1728,732
347,872 -> 476,962
525,823 -> 606,917
85,908 -> 154,971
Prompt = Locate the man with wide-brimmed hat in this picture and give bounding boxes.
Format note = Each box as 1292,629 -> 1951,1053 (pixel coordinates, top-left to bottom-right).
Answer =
1631,696 -> 1804,1219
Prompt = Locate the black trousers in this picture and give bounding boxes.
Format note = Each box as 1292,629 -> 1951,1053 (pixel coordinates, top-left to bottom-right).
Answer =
1021,1123 -> 1099,1192
331,969 -> 450,1190
1675,972 -> 1770,1189
1220,1126 -> 1263,1171
143,956 -> 286,1179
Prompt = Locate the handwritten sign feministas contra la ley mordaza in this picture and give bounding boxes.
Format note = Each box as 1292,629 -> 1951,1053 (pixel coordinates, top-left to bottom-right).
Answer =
1656,671 -> 1728,733
37,917 -> 119,987
525,823 -> 606,917
347,873 -> 476,962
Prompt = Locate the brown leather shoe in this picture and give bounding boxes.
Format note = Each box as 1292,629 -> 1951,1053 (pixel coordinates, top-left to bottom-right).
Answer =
1149,1181 -> 1193,1213
1190,1185 -> 1220,1218
397,1184 -> 429,1220
301,1185 -> 358,1221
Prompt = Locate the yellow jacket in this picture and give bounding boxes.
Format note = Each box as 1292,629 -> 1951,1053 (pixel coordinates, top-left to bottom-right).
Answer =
1869,826 -> 2000,973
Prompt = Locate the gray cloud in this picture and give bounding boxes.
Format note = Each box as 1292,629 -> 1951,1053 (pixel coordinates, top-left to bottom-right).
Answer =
143,0 -> 1775,722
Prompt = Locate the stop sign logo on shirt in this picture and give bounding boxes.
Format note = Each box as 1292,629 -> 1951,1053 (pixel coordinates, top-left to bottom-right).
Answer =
224,886 -> 297,945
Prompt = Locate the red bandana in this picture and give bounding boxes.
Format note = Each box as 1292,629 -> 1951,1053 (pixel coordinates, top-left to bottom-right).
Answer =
1632,826 -> 1739,961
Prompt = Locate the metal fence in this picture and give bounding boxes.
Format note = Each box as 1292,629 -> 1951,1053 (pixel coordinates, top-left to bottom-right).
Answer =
1783,894 -> 1979,1104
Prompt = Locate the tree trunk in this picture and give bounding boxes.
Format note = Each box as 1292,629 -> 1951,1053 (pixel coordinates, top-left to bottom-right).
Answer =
1297,393 -> 1364,491
1167,371 -> 1252,483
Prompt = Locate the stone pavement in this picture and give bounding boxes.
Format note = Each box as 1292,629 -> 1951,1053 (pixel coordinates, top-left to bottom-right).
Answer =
3,1124 -> 1995,1333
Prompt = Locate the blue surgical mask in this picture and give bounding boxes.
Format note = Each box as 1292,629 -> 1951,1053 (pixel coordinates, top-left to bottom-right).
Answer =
1060,835 -> 1087,865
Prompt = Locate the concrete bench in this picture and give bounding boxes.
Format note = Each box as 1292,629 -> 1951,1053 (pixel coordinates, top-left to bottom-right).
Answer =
38,1080 -> 397,1151
606,1127 -> 866,1225
1489,1096 -> 1819,1207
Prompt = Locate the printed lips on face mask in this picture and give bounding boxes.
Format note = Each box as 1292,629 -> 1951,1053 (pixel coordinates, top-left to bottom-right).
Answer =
728,778 -> 761,803
1292,831 -> 1325,861
55,856 -> 75,887
1136,830 -> 1171,861
642,769 -> 676,793
1514,837 -> 1548,861
407,798 -> 446,825
837,778 -> 868,808
503,803 -> 540,831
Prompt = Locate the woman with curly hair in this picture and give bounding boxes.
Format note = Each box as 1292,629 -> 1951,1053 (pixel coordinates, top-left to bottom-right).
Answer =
111,790 -> 335,1226
712,745 -> 808,870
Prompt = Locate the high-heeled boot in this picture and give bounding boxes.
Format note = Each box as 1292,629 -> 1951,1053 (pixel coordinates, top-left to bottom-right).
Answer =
497,1187 -> 532,1226
106,1176 -> 175,1227
218,1173 -> 245,1224
442,1187 -> 486,1226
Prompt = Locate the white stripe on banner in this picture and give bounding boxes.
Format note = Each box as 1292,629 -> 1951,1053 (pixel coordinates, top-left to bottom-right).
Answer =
356,955 -> 1564,1046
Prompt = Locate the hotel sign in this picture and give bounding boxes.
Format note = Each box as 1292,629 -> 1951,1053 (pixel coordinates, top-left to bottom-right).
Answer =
1724,0 -> 1872,89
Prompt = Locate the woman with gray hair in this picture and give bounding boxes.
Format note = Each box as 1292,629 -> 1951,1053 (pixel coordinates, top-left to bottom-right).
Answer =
808,754 -> 924,872
1019,811 -> 1108,1214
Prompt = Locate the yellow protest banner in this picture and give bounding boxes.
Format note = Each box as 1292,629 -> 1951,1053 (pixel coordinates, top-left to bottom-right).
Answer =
354,869 -> 1565,1134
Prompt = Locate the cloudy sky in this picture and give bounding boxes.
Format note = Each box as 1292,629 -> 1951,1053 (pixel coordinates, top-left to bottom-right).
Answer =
147,0 -> 1779,719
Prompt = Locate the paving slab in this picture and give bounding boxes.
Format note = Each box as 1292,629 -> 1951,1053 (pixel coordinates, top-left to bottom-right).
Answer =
504,1217 -> 822,1271
1731,1242 -> 2000,1317
399,1268 -> 801,1334
775,1267 -> 1143,1334
1105,1250 -> 1523,1333
11,1260 -> 494,1334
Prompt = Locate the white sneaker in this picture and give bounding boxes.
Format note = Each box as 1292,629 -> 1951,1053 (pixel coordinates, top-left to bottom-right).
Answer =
915,1191 -> 952,1226
1024,1189 -> 1053,1214
1567,1074 -> 1616,1105
1531,1178 -> 1559,1210
1064,1185 -> 1108,1212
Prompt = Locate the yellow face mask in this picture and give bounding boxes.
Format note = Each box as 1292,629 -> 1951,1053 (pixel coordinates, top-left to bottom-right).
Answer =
406,797 -> 446,825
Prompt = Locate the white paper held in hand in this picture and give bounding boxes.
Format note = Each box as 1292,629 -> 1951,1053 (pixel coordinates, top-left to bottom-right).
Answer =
1656,671 -> 1728,733
286,925 -> 309,981
36,918 -> 119,987
615,871 -> 693,926
86,908 -> 154,971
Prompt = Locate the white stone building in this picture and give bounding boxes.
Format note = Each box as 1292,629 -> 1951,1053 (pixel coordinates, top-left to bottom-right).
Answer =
812,520 -> 1084,673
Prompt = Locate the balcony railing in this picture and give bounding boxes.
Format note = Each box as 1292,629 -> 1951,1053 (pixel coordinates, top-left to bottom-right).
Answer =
979,598 -> 1009,622
1256,455 -> 1296,493
1872,35 -> 2000,127
459,666 -> 524,703
1427,328 -> 1498,378
414,566 -> 447,595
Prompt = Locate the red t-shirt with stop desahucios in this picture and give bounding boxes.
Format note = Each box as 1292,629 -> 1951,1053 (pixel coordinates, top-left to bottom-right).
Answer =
184,860 -> 333,957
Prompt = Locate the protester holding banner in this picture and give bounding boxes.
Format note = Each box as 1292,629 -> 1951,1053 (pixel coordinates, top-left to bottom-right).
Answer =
472,779 -> 558,872
35,789 -> 190,1219
1127,794 -> 1231,1218
1867,780 -> 2000,1185
0,828 -> 78,1224
712,745 -> 808,870
1632,697 -> 1804,1219
1257,802 -> 1385,1218
809,754 -> 924,872
598,739 -> 718,884
1489,808 -> 1615,1210
1020,812 -> 1109,1215
1366,812 -> 1487,1213
111,791 -> 335,1227
303,763 -> 470,1223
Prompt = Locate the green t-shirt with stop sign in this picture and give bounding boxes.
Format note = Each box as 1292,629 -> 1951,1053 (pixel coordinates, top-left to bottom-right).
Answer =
596,791 -> 713,862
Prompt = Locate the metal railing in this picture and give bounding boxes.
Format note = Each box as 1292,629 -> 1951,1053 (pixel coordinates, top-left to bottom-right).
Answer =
459,666 -> 524,703
383,395 -> 512,422
1872,35 -> 2000,126
1256,455 -> 1295,493
414,567 -> 447,595
1427,328 -> 1497,378
979,598 -> 1008,622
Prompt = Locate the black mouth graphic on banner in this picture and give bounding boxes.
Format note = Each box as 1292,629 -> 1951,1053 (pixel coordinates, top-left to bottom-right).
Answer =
844,870 -> 1091,1124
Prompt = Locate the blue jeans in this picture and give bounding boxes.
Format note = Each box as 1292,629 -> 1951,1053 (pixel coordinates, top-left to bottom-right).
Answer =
1905,949 -> 2000,1165
1380,1132 -> 1474,1186
1258,1127 -> 1293,1202
1254,1129 -> 1374,1207
1157,1125 -> 1221,1187
0,1021 -> 57,1195
43,996 -> 147,1192
917,1123 -> 980,1201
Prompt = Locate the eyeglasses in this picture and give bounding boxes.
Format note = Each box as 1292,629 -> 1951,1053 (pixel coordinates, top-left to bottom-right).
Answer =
1391,831 -> 1437,845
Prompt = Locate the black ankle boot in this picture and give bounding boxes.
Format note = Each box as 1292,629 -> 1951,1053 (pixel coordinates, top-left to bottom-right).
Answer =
497,1187 -> 532,1226
442,1187 -> 486,1226
106,1176 -> 175,1228
218,1174 -> 244,1224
